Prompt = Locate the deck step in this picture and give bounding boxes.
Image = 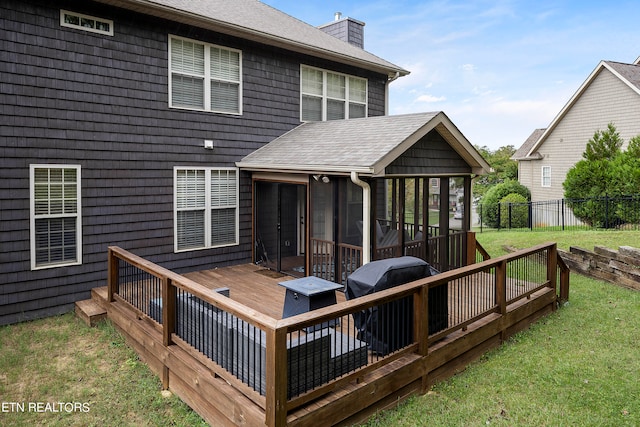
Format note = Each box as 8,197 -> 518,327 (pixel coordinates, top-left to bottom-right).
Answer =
75,299 -> 107,327
91,286 -> 109,310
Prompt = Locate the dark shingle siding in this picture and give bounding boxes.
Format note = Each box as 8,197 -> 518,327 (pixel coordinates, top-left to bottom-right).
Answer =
0,0 -> 388,325
386,130 -> 471,175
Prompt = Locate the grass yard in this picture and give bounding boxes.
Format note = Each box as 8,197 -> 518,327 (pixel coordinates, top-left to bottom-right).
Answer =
0,230 -> 638,426
364,230 -> 640,426
0,314 -> 207,426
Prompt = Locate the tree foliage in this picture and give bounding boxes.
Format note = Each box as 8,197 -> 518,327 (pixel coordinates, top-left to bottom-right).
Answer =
480,180 -> 530,228
473,145 -> 517,199
582,122 -> 622,161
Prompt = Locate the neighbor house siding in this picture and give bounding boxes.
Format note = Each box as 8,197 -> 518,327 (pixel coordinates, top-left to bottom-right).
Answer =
0,0 -> 388,324
527,68 -> 640,202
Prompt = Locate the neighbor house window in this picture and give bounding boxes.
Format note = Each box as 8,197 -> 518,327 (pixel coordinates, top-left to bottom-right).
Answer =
174,167 -> 238,251
541,166 -> 551,187
301,65 -> 367,121
30,165 -> 82,270
60,10 -> 113,36
169,36 -> 242,114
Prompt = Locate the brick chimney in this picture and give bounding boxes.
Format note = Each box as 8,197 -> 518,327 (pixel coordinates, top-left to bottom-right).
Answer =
318,12 -> 365,49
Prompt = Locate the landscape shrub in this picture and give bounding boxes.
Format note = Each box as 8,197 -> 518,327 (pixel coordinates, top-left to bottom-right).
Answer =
499,193 -> 529,228
480,180 -> 530,228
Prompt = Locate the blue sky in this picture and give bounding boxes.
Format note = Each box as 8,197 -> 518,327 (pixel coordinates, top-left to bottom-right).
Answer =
263,0 -> 640,150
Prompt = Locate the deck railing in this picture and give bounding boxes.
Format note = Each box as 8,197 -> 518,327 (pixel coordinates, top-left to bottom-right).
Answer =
107,241 -> 567,427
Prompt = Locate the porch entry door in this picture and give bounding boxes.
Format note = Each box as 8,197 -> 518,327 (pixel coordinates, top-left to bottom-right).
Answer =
255,182 -> 306,277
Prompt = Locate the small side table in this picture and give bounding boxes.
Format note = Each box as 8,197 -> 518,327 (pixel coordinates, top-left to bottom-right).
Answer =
279,276 -> 343,331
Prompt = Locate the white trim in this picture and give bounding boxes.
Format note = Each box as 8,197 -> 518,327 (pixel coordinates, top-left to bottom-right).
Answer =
173,166 -> 239,253
541,165 -> 551,188
30,164 -> 82,270
300,64 -> 367,121
60,10 -> 114,36
168,35 -> 243,115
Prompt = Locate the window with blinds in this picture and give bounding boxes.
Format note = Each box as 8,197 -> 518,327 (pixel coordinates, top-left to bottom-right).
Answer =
301,65 -> 367,121
174,167 -> 238,251
169,36 -> 241,114
30,165 -> 82,270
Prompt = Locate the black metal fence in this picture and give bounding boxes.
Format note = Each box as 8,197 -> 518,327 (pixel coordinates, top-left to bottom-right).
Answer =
479,194 -> 640,231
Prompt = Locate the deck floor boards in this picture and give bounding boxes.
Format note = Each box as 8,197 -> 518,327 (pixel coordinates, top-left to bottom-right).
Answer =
184,264 -> 347,321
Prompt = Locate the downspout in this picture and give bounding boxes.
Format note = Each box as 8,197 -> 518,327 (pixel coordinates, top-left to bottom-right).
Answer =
385,71 -> 401,115
350,171 -> 370,264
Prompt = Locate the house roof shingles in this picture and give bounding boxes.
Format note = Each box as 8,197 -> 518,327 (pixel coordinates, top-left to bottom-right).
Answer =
95,0 -> 409,78
512,128 -> 545,160
236,112 -> 491,176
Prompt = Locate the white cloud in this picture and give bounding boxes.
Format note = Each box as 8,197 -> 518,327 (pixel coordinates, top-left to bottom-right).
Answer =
416,94 -> 447,103
461,63 -> 476,72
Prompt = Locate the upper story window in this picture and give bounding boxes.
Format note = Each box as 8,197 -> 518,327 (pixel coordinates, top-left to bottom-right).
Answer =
60,10 -> 113,36
169,36 -> 242,115
30,165 -> 82,270
174,167 -> 239,252
541,166 -> 551,187
301,65 -> 367,121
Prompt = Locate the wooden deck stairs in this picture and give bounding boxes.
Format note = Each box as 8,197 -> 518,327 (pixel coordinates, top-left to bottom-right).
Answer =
75,287 -> 108,327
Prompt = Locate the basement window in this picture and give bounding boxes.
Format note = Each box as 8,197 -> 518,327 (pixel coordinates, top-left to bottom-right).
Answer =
60,10 -> 114,36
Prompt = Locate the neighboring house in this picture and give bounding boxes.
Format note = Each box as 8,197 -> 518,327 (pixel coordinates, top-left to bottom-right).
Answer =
513,58 -> 640,202
1,0 -> 489,326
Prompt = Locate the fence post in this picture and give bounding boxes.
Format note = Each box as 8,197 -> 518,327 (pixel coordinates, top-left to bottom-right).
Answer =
107,247 -> 119,302
529,202 -> 533,231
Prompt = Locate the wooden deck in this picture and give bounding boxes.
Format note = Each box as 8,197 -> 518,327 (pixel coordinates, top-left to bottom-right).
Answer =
88,243 -> 569,426
184,264 -> 328,320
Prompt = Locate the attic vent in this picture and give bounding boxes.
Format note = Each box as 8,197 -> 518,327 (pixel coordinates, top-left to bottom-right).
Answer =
60,10 -> 113,36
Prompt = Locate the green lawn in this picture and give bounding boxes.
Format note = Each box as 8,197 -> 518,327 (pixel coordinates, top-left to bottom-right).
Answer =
1,230 -> 638,426
364,230 -> 640,426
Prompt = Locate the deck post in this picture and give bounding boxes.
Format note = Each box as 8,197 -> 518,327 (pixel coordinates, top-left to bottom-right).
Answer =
162,277 -> 176,347
415,284 -> 430,393
466,232 -> 477,266
265,325 -> 288,427
107,246 -> 119,302
547,244 -> 558,311
161,276 -> 176,390
496,259 -> 507,341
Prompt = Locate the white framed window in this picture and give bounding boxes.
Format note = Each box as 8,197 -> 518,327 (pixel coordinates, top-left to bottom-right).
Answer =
169,35 -> 242,114
174,167 -> 239,252
60,10 -> 113,36
30,165 -> 82,270
301,65 -> 367,121
541,166 -> 551,187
